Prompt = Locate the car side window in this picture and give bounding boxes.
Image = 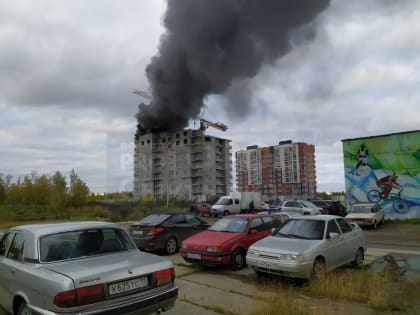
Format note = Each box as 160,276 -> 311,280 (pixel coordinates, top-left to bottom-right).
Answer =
326,220 -> 340,238
235,199 -> 240,205
336,218 -> 352,233
185,214 -> 201,225
169,214 -> 186,224
7,233 -> 25,261
250,217 -> 264,231
0,232 -> 14,256
286,201 -> 300,207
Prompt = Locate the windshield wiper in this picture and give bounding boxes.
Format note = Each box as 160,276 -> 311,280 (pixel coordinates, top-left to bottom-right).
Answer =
276,232 -> 290,238
287,233 -> 309,239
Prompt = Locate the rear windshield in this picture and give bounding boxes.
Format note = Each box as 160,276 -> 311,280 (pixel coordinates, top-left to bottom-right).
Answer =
40,228 -> 136,263
351,205 -> 373,213
137,214 -> 171,225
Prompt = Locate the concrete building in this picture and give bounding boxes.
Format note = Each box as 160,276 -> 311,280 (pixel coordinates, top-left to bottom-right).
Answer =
236,140 -> 317,200
133,128 -> 232,202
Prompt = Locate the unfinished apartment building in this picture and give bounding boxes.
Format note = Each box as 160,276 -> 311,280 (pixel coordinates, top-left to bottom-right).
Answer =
236,140 -> 316,200
133,127 -> 232,202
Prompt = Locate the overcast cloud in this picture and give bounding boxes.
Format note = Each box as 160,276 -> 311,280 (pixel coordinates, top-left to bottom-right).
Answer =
1,0 -> 419,193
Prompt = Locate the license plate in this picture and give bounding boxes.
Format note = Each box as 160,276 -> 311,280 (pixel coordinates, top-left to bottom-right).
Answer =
132,230 -> 144,235
109,277 -> 148,296
257,261 -> 273,269
186,253 -> 201,260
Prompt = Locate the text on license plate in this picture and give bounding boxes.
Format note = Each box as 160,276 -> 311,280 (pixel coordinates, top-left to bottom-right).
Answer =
109,277 -> 148,295
132,230 -> 144,235
186,253 -> 201,260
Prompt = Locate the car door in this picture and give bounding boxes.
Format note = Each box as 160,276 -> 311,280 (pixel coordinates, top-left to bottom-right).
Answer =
324,219 -> 344,270
0,232 -> 15,311
283,201 -> 303,214
0,232 -> 26,311
244,217 -> 266,248
336,218 -> 357,263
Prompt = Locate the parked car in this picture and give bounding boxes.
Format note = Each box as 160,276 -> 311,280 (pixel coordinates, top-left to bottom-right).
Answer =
130,213 -> 210,254
278,200 -> 323,215
345,202 -> 384,229
0,222 -> 178,315
246,215 -> 366,280
179,214 -> 281,270
311,200 -> 347,216
190,202 -> 212,216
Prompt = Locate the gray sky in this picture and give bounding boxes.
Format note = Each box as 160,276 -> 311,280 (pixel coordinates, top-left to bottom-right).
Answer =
1,0 -> 419,193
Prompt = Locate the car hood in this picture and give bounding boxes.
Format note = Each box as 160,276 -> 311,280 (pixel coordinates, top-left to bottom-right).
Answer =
184,230 -> 242,246
41,250 -> 172,288
249,236 -> 318,254
346,213 -> 375,219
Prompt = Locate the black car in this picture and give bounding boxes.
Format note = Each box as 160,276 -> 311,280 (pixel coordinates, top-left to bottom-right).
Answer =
311,200 -> 347,216
130,213 -> 210,254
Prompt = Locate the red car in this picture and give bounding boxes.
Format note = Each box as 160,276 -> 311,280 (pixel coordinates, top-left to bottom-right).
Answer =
179,214 -> 281,270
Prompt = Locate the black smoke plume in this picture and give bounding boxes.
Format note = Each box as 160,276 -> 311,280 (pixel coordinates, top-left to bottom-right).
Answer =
136,0 -> 330,136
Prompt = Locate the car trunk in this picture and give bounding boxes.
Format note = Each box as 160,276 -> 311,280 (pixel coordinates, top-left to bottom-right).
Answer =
42,250 -> 171,295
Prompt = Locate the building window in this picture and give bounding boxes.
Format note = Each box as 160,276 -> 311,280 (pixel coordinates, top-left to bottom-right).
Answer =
184,139 -> 188,144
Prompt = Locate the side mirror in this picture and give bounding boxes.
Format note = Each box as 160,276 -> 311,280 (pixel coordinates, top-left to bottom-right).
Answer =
329,232 -> 339,239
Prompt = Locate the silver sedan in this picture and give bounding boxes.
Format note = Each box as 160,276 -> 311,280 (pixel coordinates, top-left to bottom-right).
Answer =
246,215 -> 366,280
0,222 -> 178,315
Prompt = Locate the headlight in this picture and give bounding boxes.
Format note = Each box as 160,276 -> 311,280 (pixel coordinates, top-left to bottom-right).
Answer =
282,254 -> 305,262
206,246 -> 221,253
248,248 -> 259,256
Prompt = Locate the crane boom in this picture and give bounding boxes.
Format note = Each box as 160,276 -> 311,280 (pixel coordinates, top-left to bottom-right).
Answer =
200,118 -> 228,131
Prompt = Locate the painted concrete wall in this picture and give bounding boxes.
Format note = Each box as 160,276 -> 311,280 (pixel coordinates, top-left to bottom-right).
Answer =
343,130 -> 420,219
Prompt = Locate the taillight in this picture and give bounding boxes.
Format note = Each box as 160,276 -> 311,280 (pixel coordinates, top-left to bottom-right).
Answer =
147,227 -> 165,235
155,268 -> 175,286
77,284 -> 105,306
54,284 -> 105,308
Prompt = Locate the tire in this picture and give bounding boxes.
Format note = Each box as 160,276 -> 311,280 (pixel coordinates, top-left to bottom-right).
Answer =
352,248 -> 364,269
312,258 -> 325,280
367,190 -> 381,202
223,210 -> 230,216
231,248 -> 245,271
165,237 -> 178,255
373,221 -> 377,230
18,302 -> 32,315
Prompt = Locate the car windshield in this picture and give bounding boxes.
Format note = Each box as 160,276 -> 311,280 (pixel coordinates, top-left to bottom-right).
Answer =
271,200 -> 281,207
138,214 -> 171,225
352,205 -> 373,213
209,217 -> 248,233
215,198 -> 230,205
301,201 -> 317,208
274,219 -> 325,240
40,228 -> 136,263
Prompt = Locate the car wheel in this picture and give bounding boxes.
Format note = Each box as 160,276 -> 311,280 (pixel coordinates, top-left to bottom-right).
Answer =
223,210 -> 230,216
231,248 -> 245,271
352,248 -> 364,269
165,237 -> 178,255
18,302 -> 32,315
312,258 -> 325,280
373,221 -> 377,230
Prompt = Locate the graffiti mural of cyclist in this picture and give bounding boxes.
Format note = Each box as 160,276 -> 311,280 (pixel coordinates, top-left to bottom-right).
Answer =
368,174 -> 410,214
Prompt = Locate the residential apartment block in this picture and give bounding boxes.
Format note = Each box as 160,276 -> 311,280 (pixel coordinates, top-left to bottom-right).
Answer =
133,128 -> 232,202
236,140 -> 316,200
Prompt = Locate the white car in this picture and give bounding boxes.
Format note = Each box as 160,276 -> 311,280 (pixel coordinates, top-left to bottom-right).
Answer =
345,202 -> 385,229
246,215 -> 366,280
279,200 -> 322,215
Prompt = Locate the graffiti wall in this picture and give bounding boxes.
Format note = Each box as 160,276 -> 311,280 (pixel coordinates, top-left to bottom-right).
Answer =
343,130 -> 420,219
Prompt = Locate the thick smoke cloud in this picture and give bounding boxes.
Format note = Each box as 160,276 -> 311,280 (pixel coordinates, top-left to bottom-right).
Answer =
137,0 -> 330,135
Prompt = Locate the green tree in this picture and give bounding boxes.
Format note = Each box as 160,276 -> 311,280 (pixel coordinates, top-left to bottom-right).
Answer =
0,174 -> 5,204
50,171 -> 67,209
69,169 -> 90,207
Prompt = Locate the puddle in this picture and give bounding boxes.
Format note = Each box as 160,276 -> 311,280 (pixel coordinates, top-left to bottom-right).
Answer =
368,255 -> 420,279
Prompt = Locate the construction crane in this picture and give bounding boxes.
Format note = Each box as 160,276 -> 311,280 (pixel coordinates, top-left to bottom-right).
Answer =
132,89 -> 151,100
133,89 -> 227,132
